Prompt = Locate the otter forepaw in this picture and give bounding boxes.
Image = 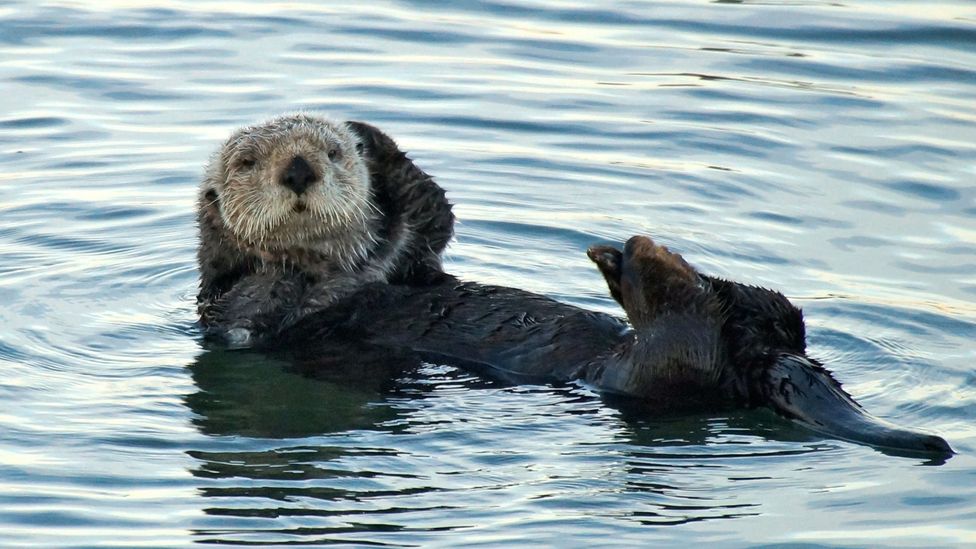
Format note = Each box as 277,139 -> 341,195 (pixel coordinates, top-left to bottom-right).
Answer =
587,244 -> 624,307
222,327 -> 254,349
622,235 -> 696,282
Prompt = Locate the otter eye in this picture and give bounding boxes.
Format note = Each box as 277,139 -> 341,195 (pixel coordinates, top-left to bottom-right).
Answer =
238,157 -> 256,169
328,147 -> 341,162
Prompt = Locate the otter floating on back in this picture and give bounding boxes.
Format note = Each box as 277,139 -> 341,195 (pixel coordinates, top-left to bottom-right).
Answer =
196,115 -> 952,457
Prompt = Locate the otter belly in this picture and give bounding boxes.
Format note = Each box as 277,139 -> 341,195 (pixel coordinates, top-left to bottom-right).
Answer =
273,278 -> 630,386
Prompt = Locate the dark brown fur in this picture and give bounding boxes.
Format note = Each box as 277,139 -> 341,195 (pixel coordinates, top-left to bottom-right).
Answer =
261,235 -> 949,454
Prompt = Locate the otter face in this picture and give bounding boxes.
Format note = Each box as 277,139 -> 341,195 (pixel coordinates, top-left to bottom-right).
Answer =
202,114 -> 372,251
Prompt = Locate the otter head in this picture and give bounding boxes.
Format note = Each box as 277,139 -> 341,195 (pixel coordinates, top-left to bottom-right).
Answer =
588,236 -> 706,329
200,113 -> 372,259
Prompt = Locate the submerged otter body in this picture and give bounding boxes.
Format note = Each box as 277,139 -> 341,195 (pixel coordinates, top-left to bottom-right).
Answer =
272,237 -> 951,456
196,114 -> 453,345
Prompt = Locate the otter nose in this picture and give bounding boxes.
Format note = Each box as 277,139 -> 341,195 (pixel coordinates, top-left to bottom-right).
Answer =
282,156 -> 316,195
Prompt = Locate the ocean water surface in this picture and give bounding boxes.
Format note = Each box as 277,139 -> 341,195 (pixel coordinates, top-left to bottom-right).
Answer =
1,1 -> 975,546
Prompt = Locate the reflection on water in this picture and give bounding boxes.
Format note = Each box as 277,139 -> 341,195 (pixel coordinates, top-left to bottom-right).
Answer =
183,356 -> 735,545
185,350 -> 405,438
185,352 -> 444,546
2,0 -> 975,546
181,348 -> 946,546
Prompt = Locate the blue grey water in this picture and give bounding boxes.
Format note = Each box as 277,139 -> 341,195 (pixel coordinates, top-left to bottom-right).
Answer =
1,1 -> 974,546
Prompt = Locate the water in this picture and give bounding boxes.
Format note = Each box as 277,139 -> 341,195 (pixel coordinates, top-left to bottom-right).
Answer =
1,0 -> 975,546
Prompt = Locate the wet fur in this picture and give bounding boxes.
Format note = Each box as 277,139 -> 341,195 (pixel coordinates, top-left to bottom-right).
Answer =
586,238 -> 725,393
590,236 -> 837,406
208,230 -> 947,453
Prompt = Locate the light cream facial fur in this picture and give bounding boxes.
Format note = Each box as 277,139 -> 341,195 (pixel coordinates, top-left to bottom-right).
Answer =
201,113 -> 375,267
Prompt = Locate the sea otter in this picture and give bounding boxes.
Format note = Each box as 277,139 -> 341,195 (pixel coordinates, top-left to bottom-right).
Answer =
196,114 -> 453,346
265,236 -> 950,455
196,116 -> 950,456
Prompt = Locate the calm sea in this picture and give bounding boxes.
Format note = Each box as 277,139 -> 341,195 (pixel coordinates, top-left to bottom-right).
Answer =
1,1 -> 975,547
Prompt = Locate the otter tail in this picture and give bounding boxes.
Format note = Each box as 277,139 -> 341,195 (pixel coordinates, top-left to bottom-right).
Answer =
761,353 -> 952,457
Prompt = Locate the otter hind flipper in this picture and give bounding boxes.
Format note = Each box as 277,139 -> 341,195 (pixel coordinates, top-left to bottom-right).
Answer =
763,354 -> 953,456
